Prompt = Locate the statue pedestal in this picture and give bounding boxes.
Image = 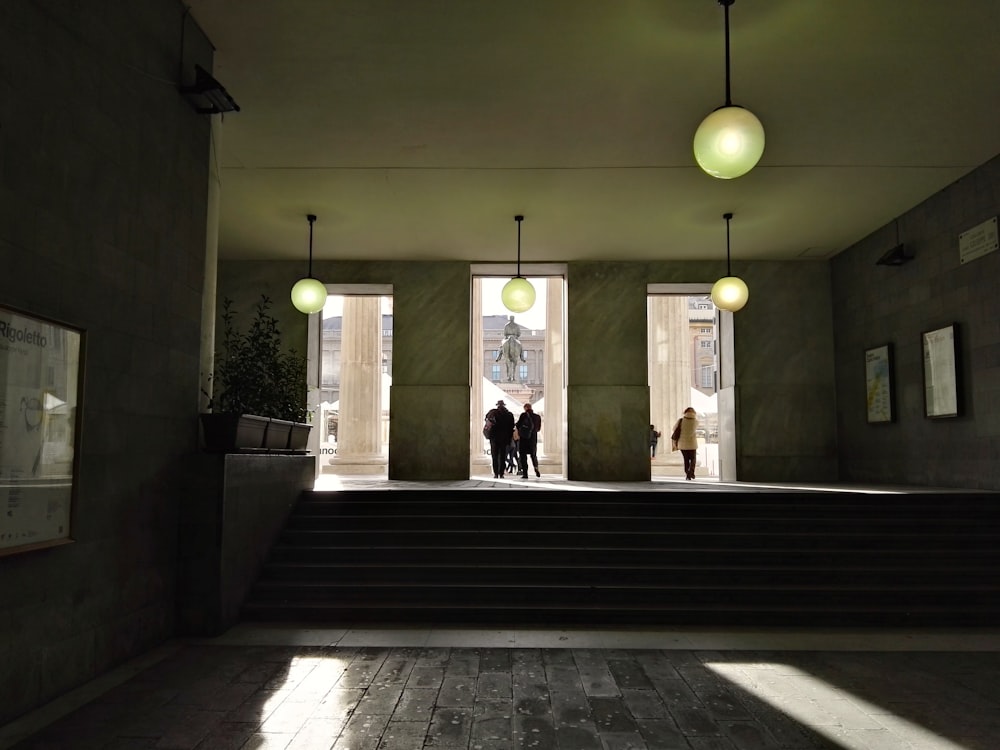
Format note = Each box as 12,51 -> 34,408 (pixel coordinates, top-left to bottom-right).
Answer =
499,383 -> 532,404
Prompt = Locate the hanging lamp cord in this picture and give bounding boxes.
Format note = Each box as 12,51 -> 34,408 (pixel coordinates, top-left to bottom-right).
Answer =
307,214 -> 316,278
724,212 -> 733,275
515,214 -> 524,278
722,0 -> 733,106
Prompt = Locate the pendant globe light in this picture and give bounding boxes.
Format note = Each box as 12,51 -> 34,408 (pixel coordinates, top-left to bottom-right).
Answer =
501,215 -> 536,313
693,0 -> 765,179
290,213 -> 328,314
710,212 -> 749,312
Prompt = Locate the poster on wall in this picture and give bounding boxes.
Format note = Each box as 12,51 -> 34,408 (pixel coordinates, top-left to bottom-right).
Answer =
0,306 -> 82,555
864,344 -> 894,423
922,323 -> 959,419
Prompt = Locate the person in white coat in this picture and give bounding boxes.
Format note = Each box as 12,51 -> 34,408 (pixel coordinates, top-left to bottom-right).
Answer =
672,407 -> 699,480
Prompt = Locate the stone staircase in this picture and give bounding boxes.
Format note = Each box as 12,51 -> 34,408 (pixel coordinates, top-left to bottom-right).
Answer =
240,489 -> 1000,627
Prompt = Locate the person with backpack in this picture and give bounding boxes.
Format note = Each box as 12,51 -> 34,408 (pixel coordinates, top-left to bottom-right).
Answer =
485,400 -> 515,479
515,402 -> 542,478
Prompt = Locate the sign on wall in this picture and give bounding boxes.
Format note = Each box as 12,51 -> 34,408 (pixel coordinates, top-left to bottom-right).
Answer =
864,343 -> 894,424
0,306 -> 83,555
922,323 -> 959,419
959,216 -> 998,264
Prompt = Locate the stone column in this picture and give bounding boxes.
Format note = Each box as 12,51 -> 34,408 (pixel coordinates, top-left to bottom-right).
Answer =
542,278 -> 564,472
648,296 -> 690,470
470,278 -> 490,474
331,296 -> 384,472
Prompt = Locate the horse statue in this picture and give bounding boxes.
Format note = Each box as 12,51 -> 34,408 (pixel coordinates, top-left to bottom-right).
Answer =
497,334 -> 526,382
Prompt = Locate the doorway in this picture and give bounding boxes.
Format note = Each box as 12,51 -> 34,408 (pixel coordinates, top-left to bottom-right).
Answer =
307,285 -> 393,477
470,266 -> 567,478
647,284 -> 735,482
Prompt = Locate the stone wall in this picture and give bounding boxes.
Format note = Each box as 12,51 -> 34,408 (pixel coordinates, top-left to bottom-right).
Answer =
831,154 -> 1000,489
0,0 -> 212,724
176,454 -> 316,636
218,258 -> 839,484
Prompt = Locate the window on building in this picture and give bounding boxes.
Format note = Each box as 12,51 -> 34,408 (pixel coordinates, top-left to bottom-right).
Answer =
519,364 -> 528,381
491,365 -> 501,381
700,365 -> 715,389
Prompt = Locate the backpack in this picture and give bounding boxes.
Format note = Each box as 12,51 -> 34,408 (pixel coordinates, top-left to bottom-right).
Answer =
518,415 -> 535,441
483,414 -> 495,439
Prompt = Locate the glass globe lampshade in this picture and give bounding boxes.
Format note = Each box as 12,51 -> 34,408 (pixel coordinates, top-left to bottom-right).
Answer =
710,275 -> 749,312
501,277 -> 536,313
693,105 -> 765,179
290,276 -> 328,314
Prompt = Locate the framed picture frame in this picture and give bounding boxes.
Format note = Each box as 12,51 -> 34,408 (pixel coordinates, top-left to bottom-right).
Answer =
864,343 -> 894,423
0,305 -> 83,556
922,323 -> 960,418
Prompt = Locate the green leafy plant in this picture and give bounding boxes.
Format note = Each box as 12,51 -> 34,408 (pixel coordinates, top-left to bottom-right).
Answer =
204,295 -> 308,422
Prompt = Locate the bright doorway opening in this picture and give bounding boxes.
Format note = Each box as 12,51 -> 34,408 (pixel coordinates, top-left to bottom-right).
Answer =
308,286 -> 393,477
647,287 -> 730,482
471,268 -> 566,479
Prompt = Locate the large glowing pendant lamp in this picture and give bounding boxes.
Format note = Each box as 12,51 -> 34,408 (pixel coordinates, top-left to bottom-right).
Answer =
711,212 -> 749,312
290,213 -> 328,314
693,0 -> 765,179
501,214 -> 536,313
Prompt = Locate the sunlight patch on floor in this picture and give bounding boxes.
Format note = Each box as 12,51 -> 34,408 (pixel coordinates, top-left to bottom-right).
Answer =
705,661 -> 968,749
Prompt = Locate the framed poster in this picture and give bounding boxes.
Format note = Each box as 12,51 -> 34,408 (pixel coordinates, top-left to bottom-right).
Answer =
864,343 -> 894,423
922,323 -> 959,418
0,305 -> 83,556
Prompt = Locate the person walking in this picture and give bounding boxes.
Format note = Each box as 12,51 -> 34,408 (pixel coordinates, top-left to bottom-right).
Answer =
515,402 -> 542,478
672,407 -> 699,480
649,424 -> 661,458
485,400 -> 515,479
505,427 -> 519,475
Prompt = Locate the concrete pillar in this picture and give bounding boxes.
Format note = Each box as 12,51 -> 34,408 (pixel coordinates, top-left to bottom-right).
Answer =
332,296 -> 384,471
542,278 -> 564,473
470,278 -> 489,473
649,296 -> 690,469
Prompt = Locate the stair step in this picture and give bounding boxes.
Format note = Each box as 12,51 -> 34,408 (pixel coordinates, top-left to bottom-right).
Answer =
266,545 -> 1000,565
241,488 -> 1000,627
276,529 -> 999,551
284,515 -> 996,533
246,581 -> 1000,605
255,563 -> 1000,587
240,602 -> 1000,628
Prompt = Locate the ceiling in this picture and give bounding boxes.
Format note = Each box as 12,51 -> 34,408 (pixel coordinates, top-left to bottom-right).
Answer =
187,0 -> 1000,265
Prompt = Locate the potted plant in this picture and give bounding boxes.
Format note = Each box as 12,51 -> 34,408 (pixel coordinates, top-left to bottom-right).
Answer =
201,294 -> 312,452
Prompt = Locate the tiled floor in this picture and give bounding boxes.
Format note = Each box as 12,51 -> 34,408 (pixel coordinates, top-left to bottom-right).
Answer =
4,624 -> 1000,750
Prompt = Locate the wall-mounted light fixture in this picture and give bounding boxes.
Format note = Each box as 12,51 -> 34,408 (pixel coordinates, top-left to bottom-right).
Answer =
875,245 -> 914,266
710,212 -> 750,311
693,0 -> 764,179
876,220 -> 914,265
290,214 -> 328,314
180,64 -> 240,115
501,215 -> 536,313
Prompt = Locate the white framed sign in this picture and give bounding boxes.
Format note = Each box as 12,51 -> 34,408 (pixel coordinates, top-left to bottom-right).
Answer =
922,324 -> 959,419
0,306 -> 83,555
959,216 -> 998,264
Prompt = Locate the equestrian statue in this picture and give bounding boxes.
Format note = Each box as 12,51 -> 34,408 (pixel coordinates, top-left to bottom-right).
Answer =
497,315 -> 527,382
